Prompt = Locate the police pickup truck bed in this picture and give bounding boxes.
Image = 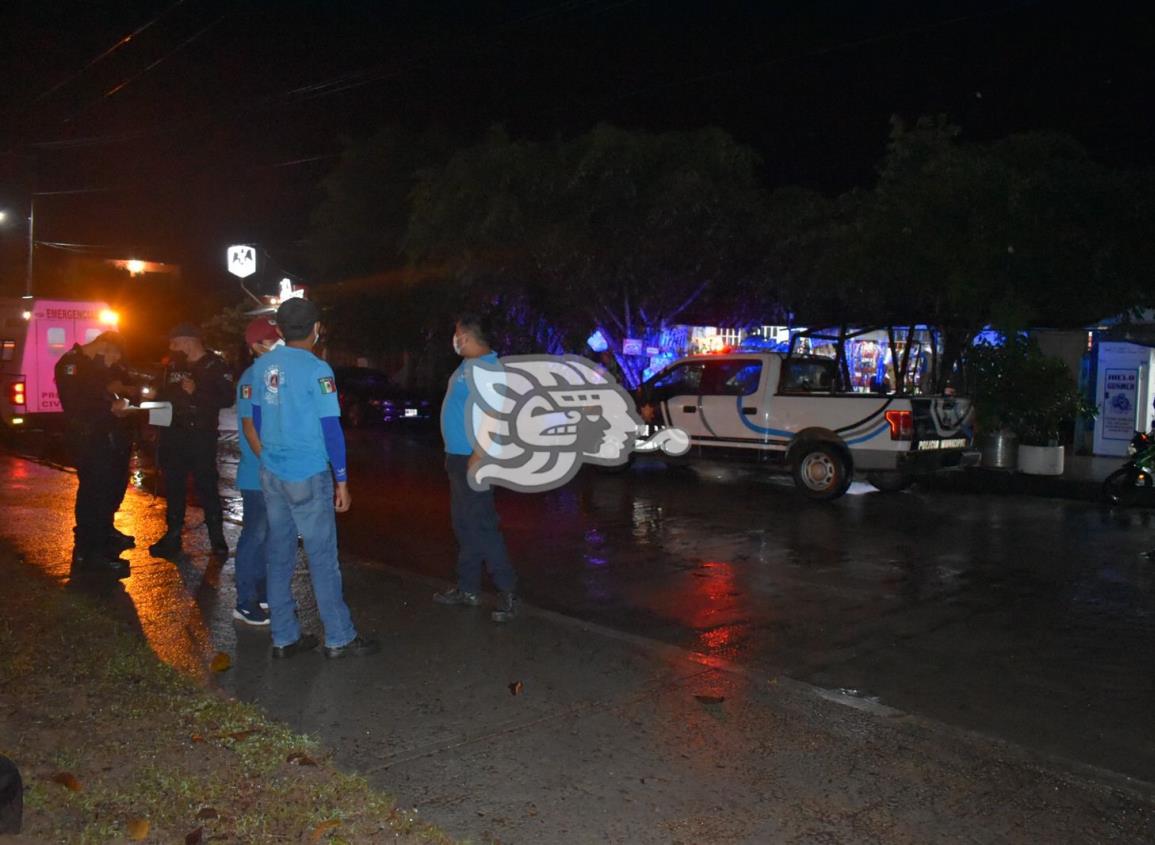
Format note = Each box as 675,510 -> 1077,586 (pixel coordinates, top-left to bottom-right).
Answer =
634,352 -> 978,500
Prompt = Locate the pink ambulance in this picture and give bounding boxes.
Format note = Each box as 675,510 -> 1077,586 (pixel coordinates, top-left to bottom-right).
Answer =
0,298 -> 120,428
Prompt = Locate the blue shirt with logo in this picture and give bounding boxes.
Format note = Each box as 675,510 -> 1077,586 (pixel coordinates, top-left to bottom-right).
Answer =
441,351 -> 499,455
252,345 -> 343,481
235,363 -> 260,491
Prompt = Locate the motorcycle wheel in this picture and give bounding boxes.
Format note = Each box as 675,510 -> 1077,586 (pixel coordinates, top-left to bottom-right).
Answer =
1102,466 -> 1144,506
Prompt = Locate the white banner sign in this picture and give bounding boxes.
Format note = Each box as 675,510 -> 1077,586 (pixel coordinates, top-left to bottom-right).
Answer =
1103,368 -> 1139,441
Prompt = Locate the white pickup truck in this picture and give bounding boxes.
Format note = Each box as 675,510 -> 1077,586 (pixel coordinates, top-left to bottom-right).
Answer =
634,351 -> 978,500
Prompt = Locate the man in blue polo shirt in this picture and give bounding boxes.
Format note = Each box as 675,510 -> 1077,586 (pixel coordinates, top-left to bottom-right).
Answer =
231,316 -> 280,626
251,297 -> 378,659
433,312 -> 518,622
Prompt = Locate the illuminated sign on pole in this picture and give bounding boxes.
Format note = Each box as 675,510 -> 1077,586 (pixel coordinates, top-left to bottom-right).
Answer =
227,245 -> 257,278
277,278 -> 305,303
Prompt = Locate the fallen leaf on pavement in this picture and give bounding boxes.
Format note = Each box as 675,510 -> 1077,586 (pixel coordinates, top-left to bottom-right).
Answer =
50,772 -> 82,791
185,826 -> 204,845
287,752 -> 318,766
210,652 -> 231,673
127,817 -> 150,840
508,681 -> 524,696
308,819 -> 341,842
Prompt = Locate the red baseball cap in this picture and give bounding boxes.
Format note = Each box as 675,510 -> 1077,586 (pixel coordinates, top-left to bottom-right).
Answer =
244,316 -> 280,346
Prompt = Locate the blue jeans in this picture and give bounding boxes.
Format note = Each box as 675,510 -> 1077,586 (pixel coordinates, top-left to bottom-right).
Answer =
446,454 -> 517,594
234,488 -> 269,609
261,468 -> 356,649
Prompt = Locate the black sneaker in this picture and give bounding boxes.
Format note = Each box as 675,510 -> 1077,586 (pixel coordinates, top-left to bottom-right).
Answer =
108,530 -> 135,551
73,551 -> 130,579
148,533 -> 182,560
323,636 -> 381,659
491,592 -> 518,623
272,633 -> 319,659
233,604 -> 270,626
433,587 -> 481,606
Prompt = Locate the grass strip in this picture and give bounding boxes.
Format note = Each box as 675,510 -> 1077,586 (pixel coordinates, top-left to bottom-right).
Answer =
0,546 -> 452,844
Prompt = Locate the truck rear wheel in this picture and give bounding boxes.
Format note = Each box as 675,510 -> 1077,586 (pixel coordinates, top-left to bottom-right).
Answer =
792,443 -> 851,501
866,471 -> 915,493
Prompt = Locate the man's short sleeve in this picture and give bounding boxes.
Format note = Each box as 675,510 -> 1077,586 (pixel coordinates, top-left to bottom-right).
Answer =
236,366 -> 253,420
314,361 -> 341,418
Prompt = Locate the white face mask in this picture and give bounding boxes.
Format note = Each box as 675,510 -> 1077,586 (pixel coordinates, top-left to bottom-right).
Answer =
452,333 -> 463,356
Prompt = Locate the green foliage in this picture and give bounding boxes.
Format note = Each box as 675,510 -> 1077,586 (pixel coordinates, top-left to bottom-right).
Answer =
766,115 -> 1155,384
406,123 -> 768,383
201,300 -> 259,365
965,337 -> 1095,446
305,116 -> 1155,387
307,127 -> 453,281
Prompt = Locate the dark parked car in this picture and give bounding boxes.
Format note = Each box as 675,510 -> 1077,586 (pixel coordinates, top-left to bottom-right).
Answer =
332,366 -> 433,428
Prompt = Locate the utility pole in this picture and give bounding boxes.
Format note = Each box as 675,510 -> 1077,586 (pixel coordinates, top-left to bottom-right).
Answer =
23,193 -> 34,300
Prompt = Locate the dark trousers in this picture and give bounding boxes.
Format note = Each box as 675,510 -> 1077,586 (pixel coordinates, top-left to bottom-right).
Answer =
70,427 -> 122,555
159,428 -> 222,533
106,427 -> 132,526
446,453 -> 516,594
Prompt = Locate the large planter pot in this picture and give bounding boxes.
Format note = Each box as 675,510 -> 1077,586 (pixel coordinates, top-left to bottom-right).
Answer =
980,430 -> 1019,470
1018,444 -> 1065,476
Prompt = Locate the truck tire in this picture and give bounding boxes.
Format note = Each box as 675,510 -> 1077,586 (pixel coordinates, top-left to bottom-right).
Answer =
791,443 -> 852,501
866,471 -> 915,493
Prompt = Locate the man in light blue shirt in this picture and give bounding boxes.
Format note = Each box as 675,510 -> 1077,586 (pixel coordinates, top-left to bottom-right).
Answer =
232,316 -> 280,626
252,297 -> 378,659
434,313 -> 518,622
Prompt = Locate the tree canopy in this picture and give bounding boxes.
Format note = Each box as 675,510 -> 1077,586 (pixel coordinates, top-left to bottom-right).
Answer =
303,116 -> 1155,387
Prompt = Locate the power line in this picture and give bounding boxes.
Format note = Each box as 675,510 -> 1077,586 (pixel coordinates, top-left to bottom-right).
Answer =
32,186 -> 123,197
64,12 -> 232,124
32,0 -> 192,104
27,0 -> 641,149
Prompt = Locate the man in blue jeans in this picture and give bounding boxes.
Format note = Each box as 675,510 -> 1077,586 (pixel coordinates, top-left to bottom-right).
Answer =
433,313 -> 518,622
231,317 -> 280,626
251,297 -> 378,658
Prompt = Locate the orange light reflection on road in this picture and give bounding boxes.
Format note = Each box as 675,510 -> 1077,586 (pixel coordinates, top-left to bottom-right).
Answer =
2,454 -> 216,680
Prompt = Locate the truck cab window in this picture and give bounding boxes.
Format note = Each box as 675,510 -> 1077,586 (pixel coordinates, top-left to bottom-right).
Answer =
779,359 -> 836,394
645,362 -> 704,402
702,360 -> 762,396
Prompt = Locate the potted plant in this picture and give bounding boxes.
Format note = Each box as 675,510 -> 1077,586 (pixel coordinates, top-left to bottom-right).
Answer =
965,340 -> 1020,470
965,337 -> 1094,475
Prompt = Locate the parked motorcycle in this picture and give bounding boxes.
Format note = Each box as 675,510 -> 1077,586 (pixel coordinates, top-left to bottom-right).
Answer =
1101,430 -> 1155,506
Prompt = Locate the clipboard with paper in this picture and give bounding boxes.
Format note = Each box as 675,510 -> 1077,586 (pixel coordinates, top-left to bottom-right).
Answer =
133,400 -> 173,427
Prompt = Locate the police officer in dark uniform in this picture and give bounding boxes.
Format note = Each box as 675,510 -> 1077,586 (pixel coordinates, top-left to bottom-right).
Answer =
103,358 -> 143,551
54,331 -> 134,577
148,323 -> 235,560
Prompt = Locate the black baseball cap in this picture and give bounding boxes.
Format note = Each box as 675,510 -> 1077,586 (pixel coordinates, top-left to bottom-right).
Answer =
275,297 -> 320,332
168,322 -> 202,340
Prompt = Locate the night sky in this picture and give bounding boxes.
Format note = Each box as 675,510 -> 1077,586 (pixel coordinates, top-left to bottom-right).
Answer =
1,0 -> 1152,298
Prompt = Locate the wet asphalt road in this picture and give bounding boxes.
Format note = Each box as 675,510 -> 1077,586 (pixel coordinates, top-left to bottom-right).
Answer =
4,423 -> 1154,793
332,427 -> 1155,784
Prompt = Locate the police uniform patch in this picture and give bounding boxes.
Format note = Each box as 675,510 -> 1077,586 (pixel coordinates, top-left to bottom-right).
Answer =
240,385 -> 252,399
318,376 -> 336,394
63,364 -> 77,376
